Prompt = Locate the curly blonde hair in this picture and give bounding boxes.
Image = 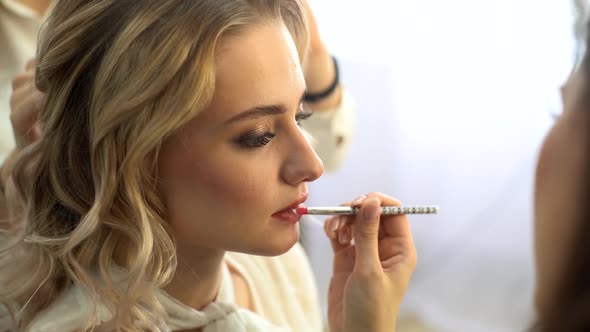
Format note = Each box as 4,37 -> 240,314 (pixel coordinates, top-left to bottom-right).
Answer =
0,0 -> 308,330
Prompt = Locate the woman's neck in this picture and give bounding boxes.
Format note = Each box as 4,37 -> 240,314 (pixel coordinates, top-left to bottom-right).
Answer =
163,245 -> 226,310
18,0 -> 53,16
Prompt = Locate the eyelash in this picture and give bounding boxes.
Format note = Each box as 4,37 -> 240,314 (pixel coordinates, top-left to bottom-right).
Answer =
237,108 -> 313,148
295,108 -> 313,126
239,131 -> 276,148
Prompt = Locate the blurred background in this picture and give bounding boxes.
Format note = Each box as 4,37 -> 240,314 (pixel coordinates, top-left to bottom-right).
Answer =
301,1 -> 578,331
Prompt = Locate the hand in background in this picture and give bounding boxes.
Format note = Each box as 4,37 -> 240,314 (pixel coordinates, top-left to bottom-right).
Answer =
10,58 -> 44,150
1,59 -> 45,188
301,0 -> 342,110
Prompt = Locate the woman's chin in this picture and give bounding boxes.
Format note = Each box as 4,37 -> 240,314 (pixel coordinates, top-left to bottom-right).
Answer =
248,227 -> 300,256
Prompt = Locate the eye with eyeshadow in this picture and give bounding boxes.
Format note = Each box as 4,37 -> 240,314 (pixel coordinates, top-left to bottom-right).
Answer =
235,105 -> 313,149
236,128 -> 276,148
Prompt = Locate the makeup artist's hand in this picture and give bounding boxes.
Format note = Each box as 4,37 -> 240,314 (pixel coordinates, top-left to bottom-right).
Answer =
301,0 -> 342,111
1,59 -> 44,187
324,193 -> 417,332
10,58 -> 44,149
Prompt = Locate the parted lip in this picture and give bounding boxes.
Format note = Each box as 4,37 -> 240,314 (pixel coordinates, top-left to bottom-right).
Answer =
273,192 -> 308,214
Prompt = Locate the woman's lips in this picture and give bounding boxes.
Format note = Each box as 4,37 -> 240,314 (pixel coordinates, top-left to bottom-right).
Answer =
272,203 -> 306,224
272,192 -> 308,224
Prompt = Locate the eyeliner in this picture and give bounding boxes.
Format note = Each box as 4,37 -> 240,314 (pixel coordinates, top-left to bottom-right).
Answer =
296,205 -> 439,216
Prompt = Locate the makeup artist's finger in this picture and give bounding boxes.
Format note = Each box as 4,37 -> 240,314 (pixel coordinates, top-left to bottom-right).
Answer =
333,198 -> 363,232
325,217 -> 335,233
335,217 -> 347,232
11,72 -> 34,93
10,71 -> 44,138
351,197 -> 382,270
10,87 -> 44,144
363,193 -> 416,270
338,224 -> 352,246
25,58 -> 36,71
325,217 -> 354,252
350,195 -> 367,207
327,194 -> 372,250
11,71 -> 38,108
367,193 -> 413,240
324,216 -> 340,240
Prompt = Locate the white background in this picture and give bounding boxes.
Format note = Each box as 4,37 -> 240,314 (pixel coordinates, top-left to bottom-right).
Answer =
303,1 -> 575,331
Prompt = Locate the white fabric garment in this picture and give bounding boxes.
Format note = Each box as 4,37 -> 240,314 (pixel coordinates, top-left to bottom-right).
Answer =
0,242 -> 322,331
26,263 -> 288,331
301,91 -> 355,172
0,0 -> 42,163
224,240 -> 323,331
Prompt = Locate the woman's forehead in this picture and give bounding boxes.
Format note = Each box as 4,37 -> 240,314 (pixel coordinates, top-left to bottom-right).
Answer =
208,23 -> 305,118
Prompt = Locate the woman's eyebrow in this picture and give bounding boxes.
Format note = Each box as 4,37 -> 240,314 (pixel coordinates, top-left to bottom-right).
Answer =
225,104 -> 287,125
224,91 -> 305,125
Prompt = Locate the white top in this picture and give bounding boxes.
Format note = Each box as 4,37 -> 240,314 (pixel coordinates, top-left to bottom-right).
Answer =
1,242 -> 323,331
0,1 -> 355,170
302,91 -> 355,172
26,265 -> 285,332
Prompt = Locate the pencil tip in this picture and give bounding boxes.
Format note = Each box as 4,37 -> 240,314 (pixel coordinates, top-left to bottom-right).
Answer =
296,207 -> 308,215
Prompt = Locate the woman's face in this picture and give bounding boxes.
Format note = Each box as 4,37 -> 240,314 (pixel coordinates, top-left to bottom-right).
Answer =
534,63 -> 590,314
158,22 -> 324,256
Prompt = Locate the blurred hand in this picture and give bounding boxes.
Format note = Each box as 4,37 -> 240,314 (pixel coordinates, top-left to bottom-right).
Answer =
1,59 -> 45,188
301,0 -> 342,110
301,0 -> 325,55
10,58 -> 44,150
324,192 -> 417,332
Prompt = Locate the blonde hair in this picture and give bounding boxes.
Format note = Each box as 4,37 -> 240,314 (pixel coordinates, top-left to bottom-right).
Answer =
0,0 -> 308,330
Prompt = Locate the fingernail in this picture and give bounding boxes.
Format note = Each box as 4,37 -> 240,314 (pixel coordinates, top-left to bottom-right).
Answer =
339,230 -> 350,245
325,218 -> 334,232
363,198 -> 381,221
329,217 -> 340,232
351,195 -> 367,206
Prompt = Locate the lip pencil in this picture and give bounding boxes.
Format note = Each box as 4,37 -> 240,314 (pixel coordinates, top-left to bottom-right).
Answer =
296,205 -> 439,216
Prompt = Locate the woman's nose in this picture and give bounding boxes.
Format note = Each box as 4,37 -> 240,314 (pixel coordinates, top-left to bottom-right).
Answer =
281,129 -> 324,185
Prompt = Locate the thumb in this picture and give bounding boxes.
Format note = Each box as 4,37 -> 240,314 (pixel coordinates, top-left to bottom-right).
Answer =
353,197 -> 382,271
